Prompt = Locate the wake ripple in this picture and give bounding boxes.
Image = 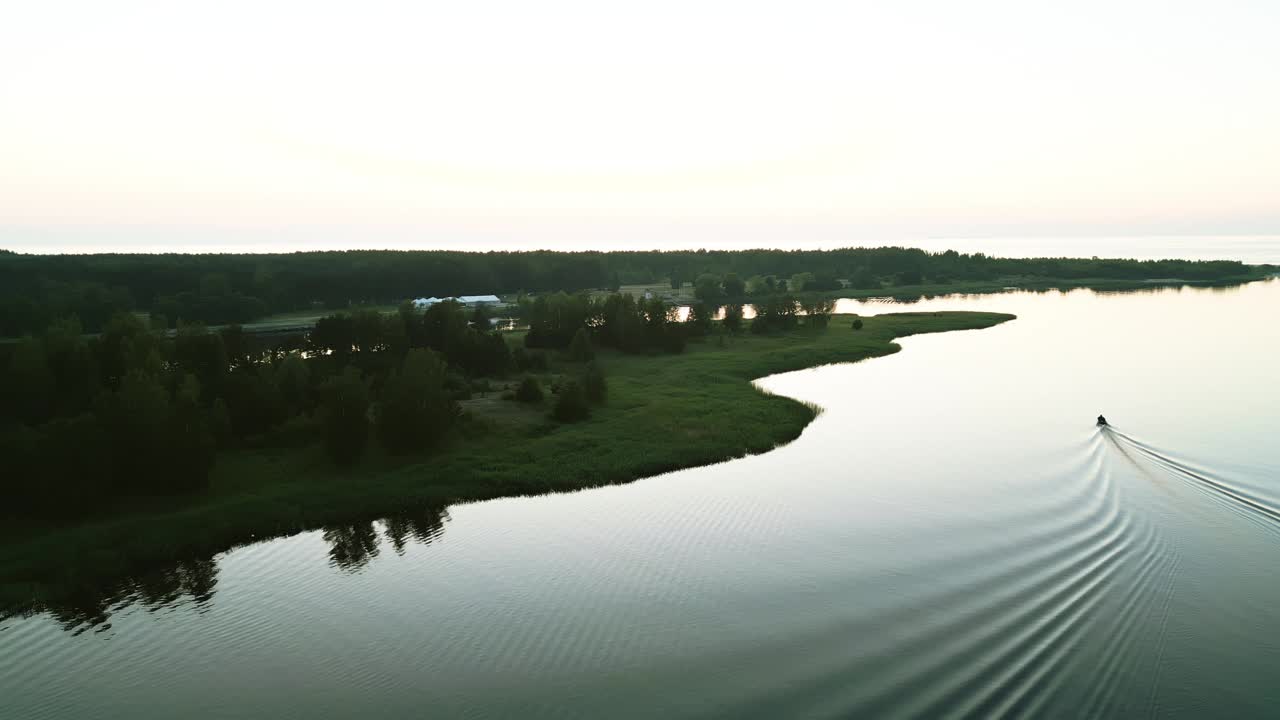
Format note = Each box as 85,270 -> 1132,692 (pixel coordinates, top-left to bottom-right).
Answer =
711,433 -> 1182,719
1108,428 -> 1280,530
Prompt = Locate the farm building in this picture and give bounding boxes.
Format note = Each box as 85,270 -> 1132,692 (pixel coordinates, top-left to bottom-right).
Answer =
412,294 -> 501,309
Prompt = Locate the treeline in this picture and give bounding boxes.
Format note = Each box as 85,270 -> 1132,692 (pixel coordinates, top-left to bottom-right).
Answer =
0,301 -> 524,520
0,248 -> 1255,335
525,293 -> 687,354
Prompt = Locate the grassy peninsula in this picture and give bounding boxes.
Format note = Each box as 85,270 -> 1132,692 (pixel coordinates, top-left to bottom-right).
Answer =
0,310 -> 1012,616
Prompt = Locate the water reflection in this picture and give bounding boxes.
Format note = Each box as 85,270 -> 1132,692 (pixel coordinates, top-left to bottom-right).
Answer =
322,523 -> 382,571
26,557 -> 219,636
4,506 -> 452,631
383,505 -> 450,555
322,506 -> 450,571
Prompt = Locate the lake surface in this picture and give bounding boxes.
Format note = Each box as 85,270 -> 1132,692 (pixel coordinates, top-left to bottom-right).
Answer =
3,278 -> 1279,719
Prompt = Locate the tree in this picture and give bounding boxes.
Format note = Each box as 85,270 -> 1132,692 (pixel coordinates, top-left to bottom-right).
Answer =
470,303 -> 492,330
274,352 -> 311,415
789,272 -> 814,293
849,266 -> 877,290
723,304 -> 744,334
223,365 -> 286,438
173,323 -> 227,401
686,302 -> 714,336
43,317 -> 99,417
552,379 -> 590,422
95,369 -> 172,492
851,317 -> 864,330
802,296 -> 835,328
98,311 -> 163,386
583,363 -> 607,405
751,295 -> 799,334
319,367 -> 370,465
376,349 -> 456,454
514,375 -> 544,403
219,324 -> 254,369
694,274 -> 722,303
670,270 -> 684,290
163,374 -> 216,493
722,272 -> 745,298
4,336 -> 54,424
310,314 -> 356,362
567,327 -> 595,362
896,269 -> 923,286
809,270 -> 843,291
352,309 -> 385,354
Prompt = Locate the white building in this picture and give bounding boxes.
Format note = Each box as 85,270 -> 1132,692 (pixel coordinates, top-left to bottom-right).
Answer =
411,294 -> 501,309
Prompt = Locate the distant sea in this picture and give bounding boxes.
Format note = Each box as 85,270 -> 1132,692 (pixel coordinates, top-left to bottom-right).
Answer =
909,235 -> 1280,264
3,233 -> 1279,263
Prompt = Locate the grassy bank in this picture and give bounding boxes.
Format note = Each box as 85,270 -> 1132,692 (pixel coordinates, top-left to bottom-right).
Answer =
0,311 -> 1013,616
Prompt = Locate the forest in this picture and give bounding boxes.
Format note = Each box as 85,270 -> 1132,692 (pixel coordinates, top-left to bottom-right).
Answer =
0,247 -> 1259,335
1,284 -> 811,524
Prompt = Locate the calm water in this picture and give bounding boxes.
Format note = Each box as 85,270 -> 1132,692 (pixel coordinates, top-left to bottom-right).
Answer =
3,279 -> 1279,719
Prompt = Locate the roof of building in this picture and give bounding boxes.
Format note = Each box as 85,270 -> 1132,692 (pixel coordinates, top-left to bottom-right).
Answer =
411,295 -> 500,306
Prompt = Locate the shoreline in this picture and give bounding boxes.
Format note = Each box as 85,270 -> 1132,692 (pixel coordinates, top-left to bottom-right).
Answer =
0,311 -> 1015,617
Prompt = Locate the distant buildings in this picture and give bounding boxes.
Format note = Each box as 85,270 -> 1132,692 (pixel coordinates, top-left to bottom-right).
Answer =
411,295 -> 501,309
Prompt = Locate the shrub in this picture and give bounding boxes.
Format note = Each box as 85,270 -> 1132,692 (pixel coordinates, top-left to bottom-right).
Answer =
583,363 -> 607,405
513,347 -> 548,372
851,318 -> 864,330
515,375 -> 544,403
567,327 -> 594,362
552,379 -> 590,422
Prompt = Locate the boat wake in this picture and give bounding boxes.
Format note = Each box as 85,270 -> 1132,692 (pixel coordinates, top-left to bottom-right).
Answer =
1105,427 -> 1280,530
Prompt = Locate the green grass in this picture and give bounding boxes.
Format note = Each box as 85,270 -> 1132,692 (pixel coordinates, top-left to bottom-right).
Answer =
0,311 -> 1014,615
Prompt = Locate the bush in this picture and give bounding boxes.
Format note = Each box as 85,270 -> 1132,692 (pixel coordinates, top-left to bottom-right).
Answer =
552,379 -> 590,422
567,327 -> 594,362
851,318 -> 864,330
515,375 -> 544,403
583,363 -> 607,405
260,413 -> 321,448
513,347 -> 548,372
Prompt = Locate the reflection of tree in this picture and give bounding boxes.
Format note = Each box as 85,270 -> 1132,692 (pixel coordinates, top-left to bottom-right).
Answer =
322,507 -> 450,569
323,522 -> 381,571
383,506 -> 450,555
14,505 -> 454,634
35,556 -> 219,634
134,558 -> 218,609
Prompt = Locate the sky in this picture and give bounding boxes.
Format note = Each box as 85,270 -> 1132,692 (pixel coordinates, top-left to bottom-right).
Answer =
2,0 -> 1279,253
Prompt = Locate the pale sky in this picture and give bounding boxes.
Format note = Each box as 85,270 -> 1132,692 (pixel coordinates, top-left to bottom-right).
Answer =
2,0 -> 1278,253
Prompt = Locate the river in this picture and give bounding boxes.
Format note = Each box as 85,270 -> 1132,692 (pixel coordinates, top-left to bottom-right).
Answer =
2,278 -> 1278,718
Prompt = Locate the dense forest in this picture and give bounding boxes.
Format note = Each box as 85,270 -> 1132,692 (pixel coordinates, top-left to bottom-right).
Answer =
0,247 -> 1258,336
